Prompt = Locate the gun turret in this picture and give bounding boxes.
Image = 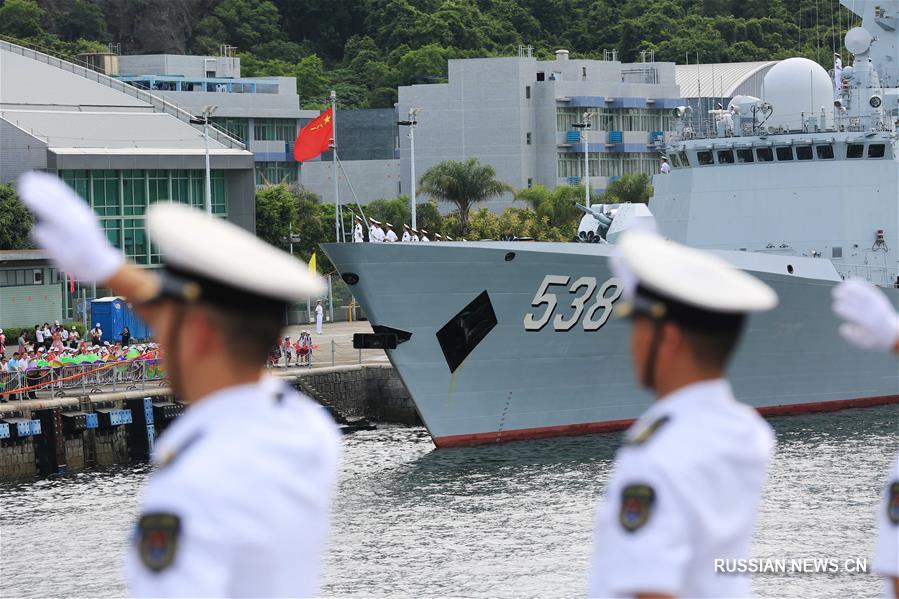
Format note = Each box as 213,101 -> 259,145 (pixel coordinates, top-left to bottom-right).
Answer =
575,203 -> 613,227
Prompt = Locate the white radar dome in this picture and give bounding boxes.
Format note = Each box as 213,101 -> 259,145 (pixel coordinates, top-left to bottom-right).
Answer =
762,57 -> 834,131
845,27 -> 873,55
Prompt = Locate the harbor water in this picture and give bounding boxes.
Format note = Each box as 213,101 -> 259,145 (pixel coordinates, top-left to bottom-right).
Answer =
0,405 -> 896,598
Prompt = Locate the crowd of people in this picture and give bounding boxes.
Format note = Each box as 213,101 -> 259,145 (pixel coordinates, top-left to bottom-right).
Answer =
0,341 -> 162,401
353,215 -> 453,243
269,330 -> 315,368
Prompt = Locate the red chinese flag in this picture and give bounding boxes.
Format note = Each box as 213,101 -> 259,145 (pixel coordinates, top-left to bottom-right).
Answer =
294,108 -> 333,162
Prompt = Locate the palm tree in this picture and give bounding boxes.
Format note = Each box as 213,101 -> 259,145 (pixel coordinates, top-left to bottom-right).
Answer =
418,158 -> 512,236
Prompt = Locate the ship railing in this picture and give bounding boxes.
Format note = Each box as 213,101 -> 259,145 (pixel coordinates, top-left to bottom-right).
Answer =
0,35 -> 246,151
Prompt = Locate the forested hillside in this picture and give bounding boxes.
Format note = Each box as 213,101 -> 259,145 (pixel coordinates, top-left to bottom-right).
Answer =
0,0 -> 861,109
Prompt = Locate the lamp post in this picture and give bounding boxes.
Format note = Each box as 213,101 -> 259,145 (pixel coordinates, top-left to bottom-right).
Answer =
398,107 -> 422,229
191,104 -> 218,214
571,111 -> 594,208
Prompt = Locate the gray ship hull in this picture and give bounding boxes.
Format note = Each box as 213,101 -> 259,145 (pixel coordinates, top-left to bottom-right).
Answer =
322,241 -> 899,447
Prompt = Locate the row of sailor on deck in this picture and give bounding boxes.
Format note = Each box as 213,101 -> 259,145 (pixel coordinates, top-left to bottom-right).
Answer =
353,215 -> 453,243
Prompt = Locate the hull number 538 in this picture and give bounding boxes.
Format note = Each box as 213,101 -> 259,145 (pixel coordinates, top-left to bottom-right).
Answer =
523,275 -> 622,332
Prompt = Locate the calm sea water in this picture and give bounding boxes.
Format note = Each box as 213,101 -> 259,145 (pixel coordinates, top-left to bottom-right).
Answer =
0,405 -> 896,598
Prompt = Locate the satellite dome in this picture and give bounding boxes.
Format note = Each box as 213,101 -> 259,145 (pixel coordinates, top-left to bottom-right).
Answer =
762,58 -> 834,131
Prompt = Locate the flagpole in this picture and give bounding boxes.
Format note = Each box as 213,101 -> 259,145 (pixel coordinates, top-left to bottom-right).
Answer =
330,90 -> 341,242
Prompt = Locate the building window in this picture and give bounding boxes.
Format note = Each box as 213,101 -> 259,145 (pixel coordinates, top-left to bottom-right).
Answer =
0,269 -> 41,287
211,117 -> 249,143
122,170 -> 147,216
527,178 -> 533,188
526,132 -> 532,145
91,170 -> 120,216
59,169 -> 227,264
253,118 -> 297,142
255,162 -> 296,185
537,72 -> 545,81
525,86 -> 531,99
847,144 -> 864,159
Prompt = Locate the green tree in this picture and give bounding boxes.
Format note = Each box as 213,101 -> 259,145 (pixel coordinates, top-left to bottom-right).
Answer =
0,0 -> 44,39
255,184 -> 298,248
254,184 -> 327,264
418,158 -> 513,236
599,173 -> 654,204
195,0 -> 286,54
58,0 -> 108,42
514,184 -> 582,231
0,184 -> 34,250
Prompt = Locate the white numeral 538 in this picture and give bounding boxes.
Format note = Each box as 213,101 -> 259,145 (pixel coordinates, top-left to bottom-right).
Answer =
523,275 -> 622,332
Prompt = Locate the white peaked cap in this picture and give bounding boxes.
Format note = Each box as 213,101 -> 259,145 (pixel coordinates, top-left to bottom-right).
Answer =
618,230 -> 777,313
148,203 -> 326,301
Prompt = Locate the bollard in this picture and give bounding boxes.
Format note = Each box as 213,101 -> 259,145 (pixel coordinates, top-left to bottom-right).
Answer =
331,339 -> 336,366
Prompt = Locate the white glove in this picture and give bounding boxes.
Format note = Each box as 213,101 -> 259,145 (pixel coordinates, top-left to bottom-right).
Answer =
831,278 -> 899,351
16,171 -> 124,283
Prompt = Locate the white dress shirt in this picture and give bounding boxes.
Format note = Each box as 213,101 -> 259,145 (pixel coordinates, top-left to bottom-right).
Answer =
589,379 -> 775,598
124,377 -> 341,597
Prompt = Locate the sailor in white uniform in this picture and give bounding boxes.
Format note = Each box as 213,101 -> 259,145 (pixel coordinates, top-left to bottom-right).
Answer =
589,230 -> 778,599
16,172 -> 341,598
384,222 -> 398,243
368,217 -> 384,243
411,228 -> 420,242
831,279 -> 899,597
659,157 -> 671,174
352,214 -> 364,243
419,229 -> 430,242
401,224 -> 412,243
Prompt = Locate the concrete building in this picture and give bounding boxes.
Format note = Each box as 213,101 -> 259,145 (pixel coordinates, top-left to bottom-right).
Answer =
0,251 -> 64,328
0,40 -> 255,324
115,52 -> 314,186
397,50 -> 683,212
301,108 -> 402,204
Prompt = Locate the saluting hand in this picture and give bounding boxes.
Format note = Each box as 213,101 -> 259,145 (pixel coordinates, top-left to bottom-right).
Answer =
832,278 -> 899,352
17,171 -> 124,284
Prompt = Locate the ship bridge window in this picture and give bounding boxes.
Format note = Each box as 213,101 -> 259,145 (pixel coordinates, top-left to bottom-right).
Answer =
775,146 -> 793,161
669,154 -> 681,168
697,150 -> 714,165
816,144 -> 834,159
869,144 -> 886,158
756,147 -> 774,162
847,144 -> 864,158
736,149 -> 754,163
717,149 -> 735,164
796,145 -> 813,160
678,151 -> 689,166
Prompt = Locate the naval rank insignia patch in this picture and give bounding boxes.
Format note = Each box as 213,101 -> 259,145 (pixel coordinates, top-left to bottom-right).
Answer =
889,482 -> 899,525
138,512 -> 181,572
620,484 -> 655,533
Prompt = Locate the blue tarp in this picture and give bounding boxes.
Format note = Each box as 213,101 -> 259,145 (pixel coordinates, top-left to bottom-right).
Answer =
90,297 -> 151,342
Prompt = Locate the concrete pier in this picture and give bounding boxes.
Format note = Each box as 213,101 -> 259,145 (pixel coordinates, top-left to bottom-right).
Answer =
0,362 -> 417,480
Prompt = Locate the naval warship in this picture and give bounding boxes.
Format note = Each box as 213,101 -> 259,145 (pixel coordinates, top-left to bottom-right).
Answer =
323,1 -> 899,447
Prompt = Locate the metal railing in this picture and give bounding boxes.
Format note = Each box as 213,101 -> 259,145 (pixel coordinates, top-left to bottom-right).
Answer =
0,359 -> 167,400
0,35 -> 246,150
